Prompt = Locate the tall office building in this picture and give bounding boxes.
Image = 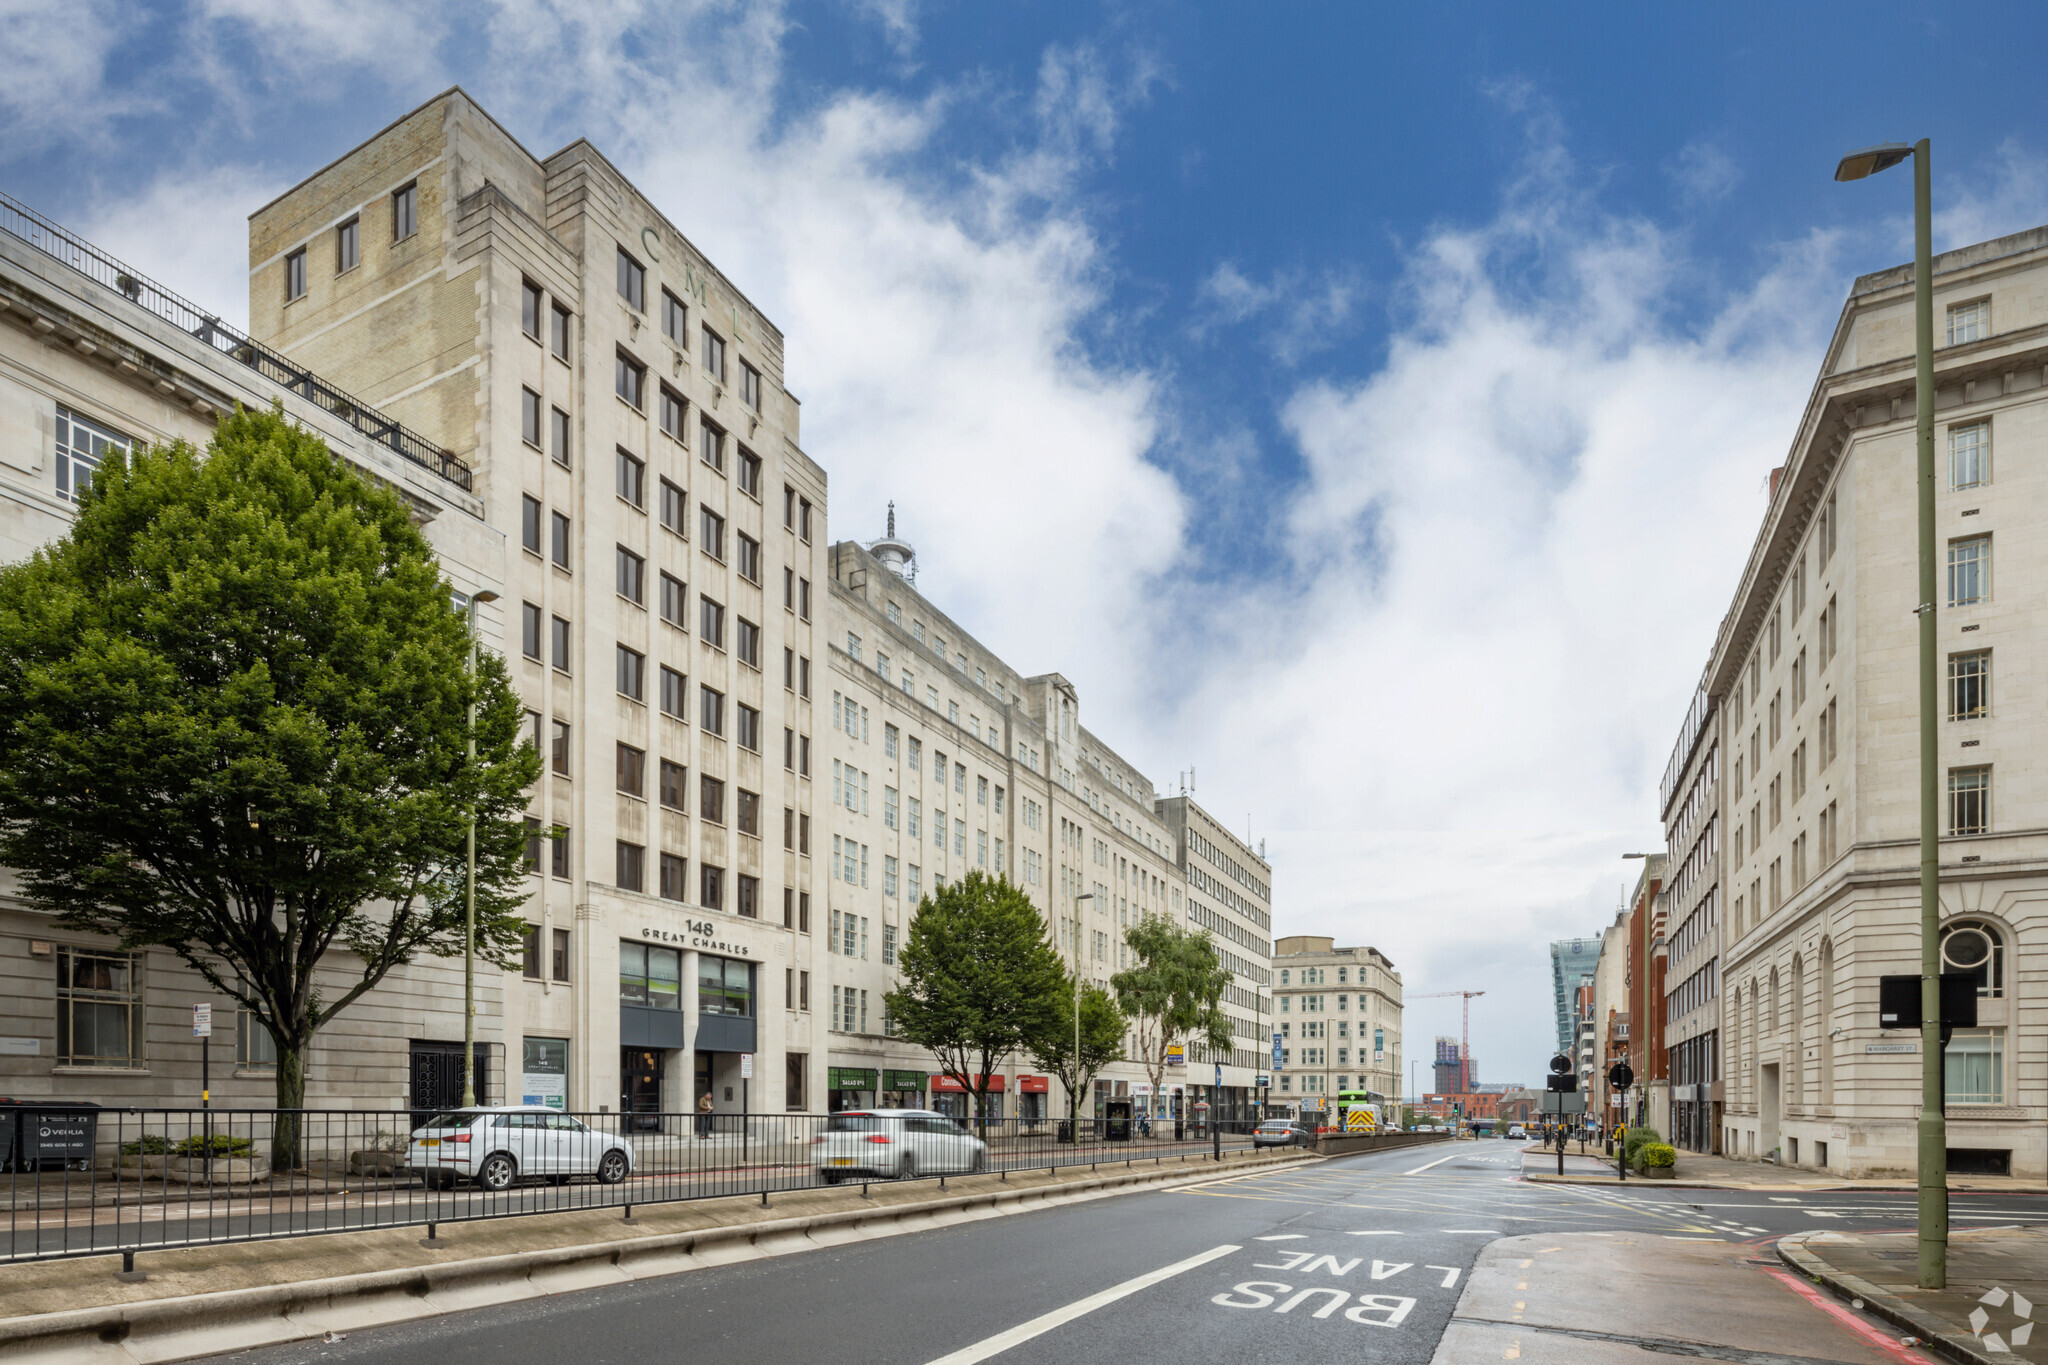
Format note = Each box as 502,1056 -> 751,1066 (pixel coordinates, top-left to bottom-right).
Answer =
1549,937 -> 1602,1058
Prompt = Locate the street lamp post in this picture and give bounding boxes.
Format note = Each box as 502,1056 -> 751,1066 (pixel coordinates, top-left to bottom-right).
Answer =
1835,138 -> 1943,1291
460,589 -> 501,1109
1072,892 -> 1093,1127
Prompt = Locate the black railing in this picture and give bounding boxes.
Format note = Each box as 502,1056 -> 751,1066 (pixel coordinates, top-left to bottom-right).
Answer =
0,190 -> 472,493
1,1107 -> 1266,1266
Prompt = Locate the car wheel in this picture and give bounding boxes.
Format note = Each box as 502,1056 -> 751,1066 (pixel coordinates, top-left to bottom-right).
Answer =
898,1154 -> 918,1181
476,1153 -> 517,1192
597,1149 -> 629,1185
821,1171 -> 844,1186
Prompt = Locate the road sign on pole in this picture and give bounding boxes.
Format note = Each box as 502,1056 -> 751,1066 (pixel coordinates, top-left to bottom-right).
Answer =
1271,1031 -> 1283,1071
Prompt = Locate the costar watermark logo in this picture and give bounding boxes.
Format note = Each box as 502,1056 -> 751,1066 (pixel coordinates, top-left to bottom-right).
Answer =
1969,1286 -> 2034,1354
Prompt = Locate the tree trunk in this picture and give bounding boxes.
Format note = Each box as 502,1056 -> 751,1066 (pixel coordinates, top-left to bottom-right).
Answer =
272,1043 -> 307,1171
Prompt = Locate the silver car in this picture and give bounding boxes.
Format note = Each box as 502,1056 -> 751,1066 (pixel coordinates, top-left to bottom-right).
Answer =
408,1106 -> 636,1191
811,1109 -> 988,1183
1253,1119 -> 1313,1148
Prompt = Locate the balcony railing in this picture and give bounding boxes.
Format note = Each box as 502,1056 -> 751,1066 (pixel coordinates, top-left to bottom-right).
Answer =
0,190 -> 471,493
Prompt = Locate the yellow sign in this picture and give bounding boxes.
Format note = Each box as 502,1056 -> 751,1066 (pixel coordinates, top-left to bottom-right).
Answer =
1346,1108 -> 1376,1133
1165,1044 -> 1186,1067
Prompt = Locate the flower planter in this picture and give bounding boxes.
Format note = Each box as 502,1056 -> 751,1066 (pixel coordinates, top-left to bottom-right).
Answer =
107,1154 -> 171,1178
165,1156 -> 270,1184
1642,1165 -> 1675,1179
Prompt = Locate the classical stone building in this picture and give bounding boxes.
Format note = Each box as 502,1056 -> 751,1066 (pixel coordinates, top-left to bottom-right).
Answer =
0,188 -> 498,1106
1689,224 -> 2048,1178
1269,934 -> 1402,1113
820,525 -> 1274,1123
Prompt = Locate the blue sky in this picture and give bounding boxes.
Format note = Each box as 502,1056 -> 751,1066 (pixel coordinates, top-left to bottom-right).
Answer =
8,0 -> 2048,1085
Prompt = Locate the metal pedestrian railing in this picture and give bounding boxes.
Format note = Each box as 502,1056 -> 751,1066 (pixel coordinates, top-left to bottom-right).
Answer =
1,1107 -> 1265,1269
0,189 -> 472,492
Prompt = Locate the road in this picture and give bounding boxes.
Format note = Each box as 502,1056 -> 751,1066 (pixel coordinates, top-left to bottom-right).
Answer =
190,1141 -> 2048,1365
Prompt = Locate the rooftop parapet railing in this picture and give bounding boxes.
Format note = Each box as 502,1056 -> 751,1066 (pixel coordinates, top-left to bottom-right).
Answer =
0,190 -> 471,493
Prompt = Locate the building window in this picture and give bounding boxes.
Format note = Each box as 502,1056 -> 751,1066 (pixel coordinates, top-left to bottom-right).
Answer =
551,826 -> 571,878
551,928 -> 571,982
615,840 -> 645,891
1950,765 -> 1990,836
737,874 -> 760,919
1944,1028 -> 2003,1105
1941,921 -> 2004,998
737,704 -> 761,752
616,742 -> 646,796
1949,535 -> 1989,606
703,326 -> 726,384
551,616 -> 571,671
701,775 -> 726,825
522,602 -> 543,659
736,618 -> 760,668
701,685 -> 725,735
616,448 -> 645,507
660,479 -> 686,536
700,954 -> 752,1015
56,946 -> 143,1067
619,942 -> 682,1009
522,279 -> 543,339
551,720 -> 570,775
737,534 -> 761,583
741,361 -> 761,410
521,495 -> 542,555
392,182 -> 418,240
660,666 -> 687,719
701,507 -> 726,560
616,351 -> 645,409
285,248 -> 307,302
616,546 -> 645,604
739,449 -> 761,498
660,853 -> 688,902
1950,420 -> 1990,490
660,759 -> 687,811
700,596 -> 725,648
617,247 -> 645,310
700,419 -> 725,473
660,385 -> 686,442
616,644 -> 646,701
551,407 -> 571,466
551,511 -> 571,569
662,288 -> 687,347
524,816 -> 544,872
661,572 -> 687,628
336,217 -> 359,273
1949,651 -> 1989,721
700,864 -> 725,911
551,303 -> 572,360
237,1009 -> 278,1070
1946,297 -> 1989,346
53,406 -> 130,503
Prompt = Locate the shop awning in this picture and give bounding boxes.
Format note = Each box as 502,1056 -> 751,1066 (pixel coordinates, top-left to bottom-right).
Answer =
828,1067 -> 878,1091
1017,1075 -> 1050,1094
929,1073 -> 1006,1093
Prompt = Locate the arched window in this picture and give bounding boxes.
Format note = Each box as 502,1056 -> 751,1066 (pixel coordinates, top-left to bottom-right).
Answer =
1941,921 -> 2004,998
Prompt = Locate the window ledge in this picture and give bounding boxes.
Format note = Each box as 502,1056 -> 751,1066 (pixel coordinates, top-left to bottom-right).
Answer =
51,1065 -> 151,1075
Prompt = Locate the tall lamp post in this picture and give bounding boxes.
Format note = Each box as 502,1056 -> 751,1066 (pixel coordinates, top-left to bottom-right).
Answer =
460,589 -> 501,1108
1072,892 -> 1093,1125
1834,138 -> 1943,1290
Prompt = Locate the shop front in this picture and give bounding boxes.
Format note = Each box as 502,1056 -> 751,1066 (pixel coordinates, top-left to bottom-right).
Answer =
881,1069 -> 927,1109
1016,1074 -> 1049,1122
929,1072 -> 1004,1121
829,1066 -> 877,1112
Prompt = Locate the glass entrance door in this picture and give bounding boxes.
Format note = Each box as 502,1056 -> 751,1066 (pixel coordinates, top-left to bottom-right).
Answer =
621,1048 -> 665,1131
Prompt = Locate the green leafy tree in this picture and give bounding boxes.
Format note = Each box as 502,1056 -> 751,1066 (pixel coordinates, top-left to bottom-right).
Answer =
1112,916 -> 1233,1112
0,407 -> 540,1166
885,871 -> 1066,1123
1026,977 -> 1127,1121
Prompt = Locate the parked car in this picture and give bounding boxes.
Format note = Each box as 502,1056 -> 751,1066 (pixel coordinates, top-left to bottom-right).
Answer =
407,1107 -> 635,1191
1252,1119 -> 1314,1148
812,1110 -> 988,1183
1506,1124 -> 1528,1140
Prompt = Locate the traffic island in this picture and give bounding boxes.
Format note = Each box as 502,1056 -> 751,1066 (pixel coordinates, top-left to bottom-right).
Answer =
0,1147 -> 1317,1364
1780,1228 -> 2048,1364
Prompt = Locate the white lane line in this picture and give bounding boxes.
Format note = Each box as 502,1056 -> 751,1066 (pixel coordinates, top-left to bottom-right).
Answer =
1442,1229 -> 1503,1234
920,1243 -> 1242,1365
1254,1234 -> 1307,1241
1405,1152 -> 1463,1176
1347,1230 -> 1403,1236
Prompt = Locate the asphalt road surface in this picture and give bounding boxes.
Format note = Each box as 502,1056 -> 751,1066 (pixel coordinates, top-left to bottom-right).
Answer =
189,1141 -> 2048,1365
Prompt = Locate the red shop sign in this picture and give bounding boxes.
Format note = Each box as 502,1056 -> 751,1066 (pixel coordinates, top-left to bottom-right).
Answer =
928,1074 -> 1007,1093
1017,1075 -> 1050,1094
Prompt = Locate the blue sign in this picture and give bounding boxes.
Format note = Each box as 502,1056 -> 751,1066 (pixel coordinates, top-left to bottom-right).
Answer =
1214,1062 -> 1223,1087
1271,1030 -> 1284,1071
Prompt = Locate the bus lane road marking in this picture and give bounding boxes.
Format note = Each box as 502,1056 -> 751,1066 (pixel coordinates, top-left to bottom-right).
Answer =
1204,1244 -> 1469,1329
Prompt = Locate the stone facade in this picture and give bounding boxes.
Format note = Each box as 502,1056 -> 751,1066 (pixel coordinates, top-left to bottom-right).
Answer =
1692,224 -> 2048,1178
819,530 -> 1275,1123
0,189 -> 498,1107
1269,934 -> 1403,1115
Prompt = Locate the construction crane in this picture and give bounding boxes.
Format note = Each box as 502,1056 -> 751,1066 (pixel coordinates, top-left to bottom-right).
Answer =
1410,990 -> 1486,1093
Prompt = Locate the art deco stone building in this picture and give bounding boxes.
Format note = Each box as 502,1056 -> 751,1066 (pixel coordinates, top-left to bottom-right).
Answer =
820,527 -> 1275,1121
1681,224 -> 2048,1178
1268,935 -> 1402,1110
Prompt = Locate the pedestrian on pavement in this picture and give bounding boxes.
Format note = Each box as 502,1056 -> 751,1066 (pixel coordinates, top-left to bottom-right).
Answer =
696,1091 -> 714,1139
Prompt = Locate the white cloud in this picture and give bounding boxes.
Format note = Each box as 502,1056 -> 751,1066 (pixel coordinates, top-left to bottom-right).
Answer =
73,164 -> 287,331
1194,260 -> 1364,364
0,0 -> 132,144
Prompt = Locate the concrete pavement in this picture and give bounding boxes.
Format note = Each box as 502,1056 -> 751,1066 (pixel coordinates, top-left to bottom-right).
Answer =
1783,1227 -> 2048,1364
1517,1144 -> 2047,1194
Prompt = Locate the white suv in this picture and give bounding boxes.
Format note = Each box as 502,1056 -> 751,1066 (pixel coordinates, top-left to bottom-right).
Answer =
811,1109 -> 988,1183
408,1107 -> 636,1191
